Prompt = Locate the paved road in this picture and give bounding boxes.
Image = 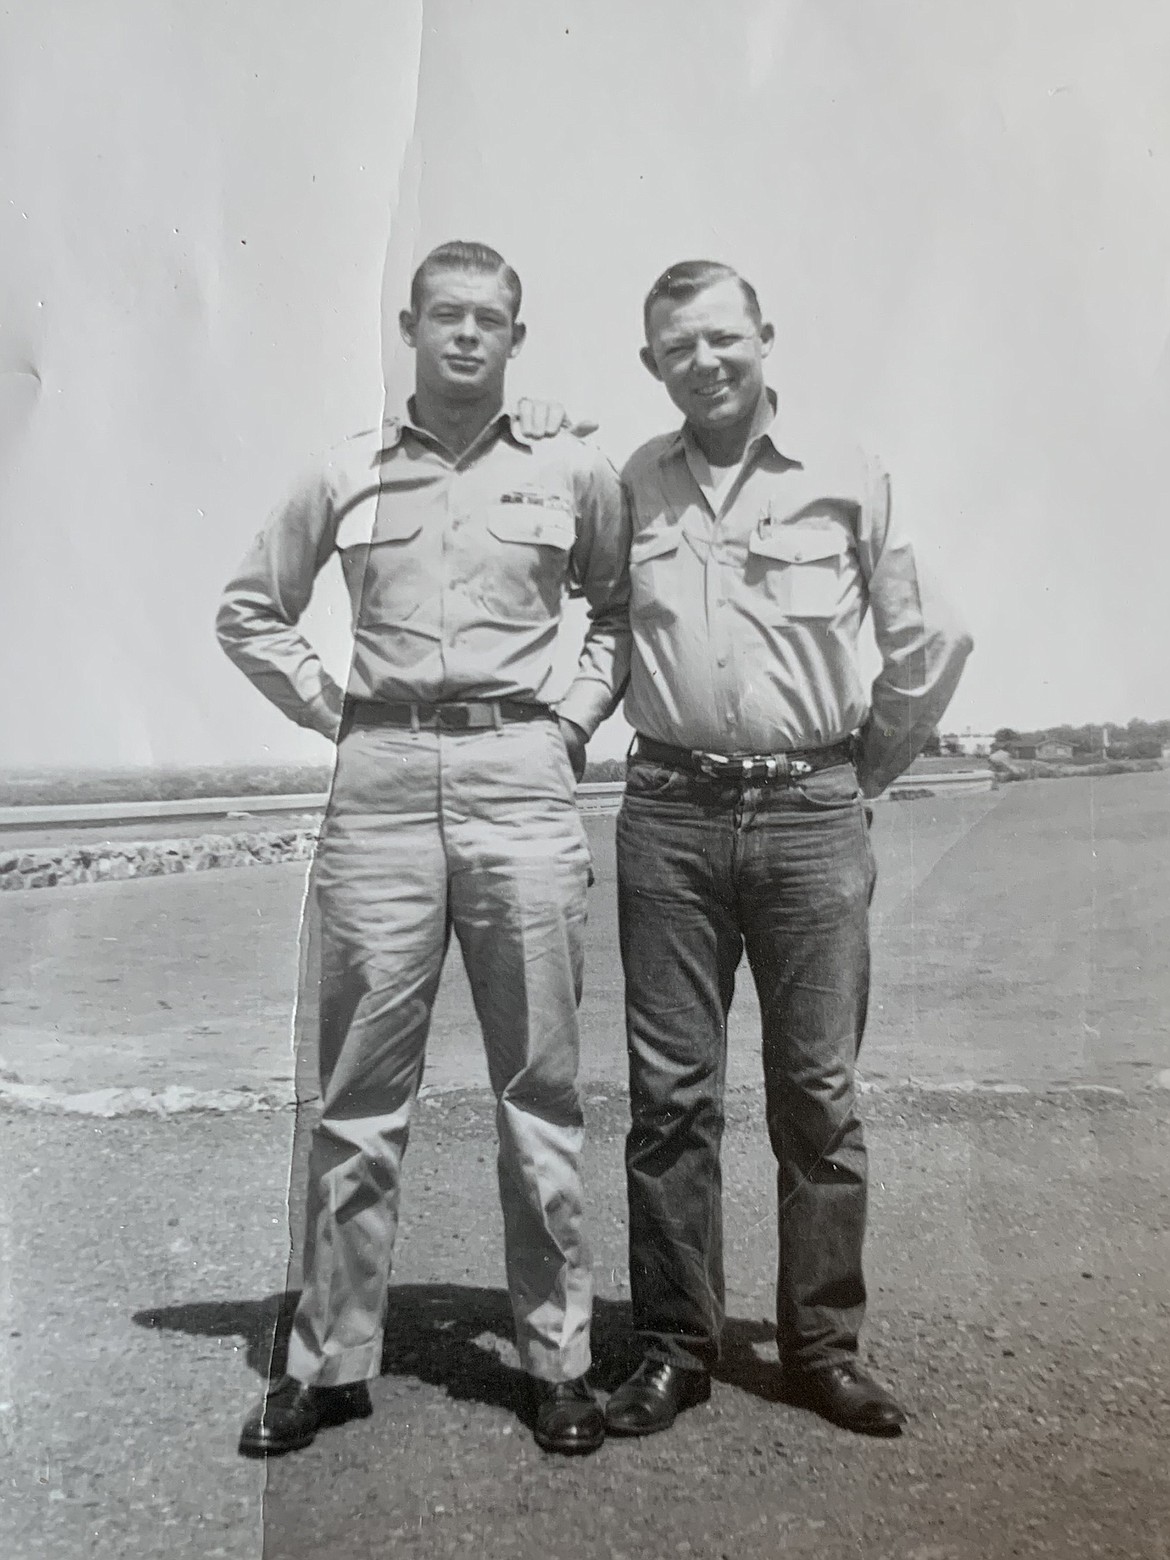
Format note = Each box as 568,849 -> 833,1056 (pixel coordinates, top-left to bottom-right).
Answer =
2,1090 -> 1168,1560
3,775 -> 1168,1100
2,772 -> 1169,1558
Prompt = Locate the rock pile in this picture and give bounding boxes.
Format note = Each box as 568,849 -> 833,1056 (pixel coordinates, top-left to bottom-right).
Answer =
0,827 -> 319,891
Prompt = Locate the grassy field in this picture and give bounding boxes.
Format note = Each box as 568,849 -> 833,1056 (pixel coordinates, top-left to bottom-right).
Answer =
0,752 -> 990,807
0,765 -> 336,807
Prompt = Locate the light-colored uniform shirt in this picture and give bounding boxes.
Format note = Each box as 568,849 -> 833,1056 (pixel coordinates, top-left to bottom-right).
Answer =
217,407 -> 631,740
621,396 -> 972,796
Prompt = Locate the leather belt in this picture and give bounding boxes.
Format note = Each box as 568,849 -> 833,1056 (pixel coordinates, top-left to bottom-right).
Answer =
344,699 -> 554,733
633,734 -> 857,784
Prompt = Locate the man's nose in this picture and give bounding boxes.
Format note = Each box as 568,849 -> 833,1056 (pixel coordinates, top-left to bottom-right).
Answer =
454,313 -> 481,344
691,339 -> 718,373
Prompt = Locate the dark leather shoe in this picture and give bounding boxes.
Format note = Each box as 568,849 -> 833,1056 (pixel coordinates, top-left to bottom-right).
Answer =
788,1361 -> 906,1436
604,1358 -> 711,1437
238,1374 -> 373,1457
532,1376 -> 605,1455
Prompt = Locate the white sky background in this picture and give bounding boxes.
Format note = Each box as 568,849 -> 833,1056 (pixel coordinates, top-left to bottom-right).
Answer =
2,0 -> 1168,767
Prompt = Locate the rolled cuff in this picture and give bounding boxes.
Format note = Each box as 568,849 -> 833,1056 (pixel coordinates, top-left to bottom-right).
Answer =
302,682 -> 345,741
554,678 -> 612,742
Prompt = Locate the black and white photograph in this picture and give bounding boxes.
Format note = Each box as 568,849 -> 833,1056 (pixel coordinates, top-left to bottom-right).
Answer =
2,3 -> 1169,1556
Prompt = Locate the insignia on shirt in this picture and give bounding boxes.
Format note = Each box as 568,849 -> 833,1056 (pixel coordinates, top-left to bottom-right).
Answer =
498,488 -> 572,513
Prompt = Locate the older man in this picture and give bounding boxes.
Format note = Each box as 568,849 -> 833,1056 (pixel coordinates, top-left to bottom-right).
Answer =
602,260 -> 972,1439
217,241 -> 630,1457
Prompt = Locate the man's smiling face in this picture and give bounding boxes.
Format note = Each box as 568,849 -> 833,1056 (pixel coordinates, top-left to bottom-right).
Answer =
641,277 -> 773,434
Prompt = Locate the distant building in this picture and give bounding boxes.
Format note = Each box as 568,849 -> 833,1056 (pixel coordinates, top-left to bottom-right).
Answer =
1036,740 -> 1074,762
944,730 -> 995,756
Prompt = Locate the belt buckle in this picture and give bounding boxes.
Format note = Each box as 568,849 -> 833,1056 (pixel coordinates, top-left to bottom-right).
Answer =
789,757 -> 812,778
695,751 -> 778,783
437,704 -> 472,730
695,751 -> 731,779
744,755 -> 782,783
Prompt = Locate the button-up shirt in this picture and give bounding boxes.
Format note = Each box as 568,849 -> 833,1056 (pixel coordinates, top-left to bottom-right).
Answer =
621,395 -> 972,795
217,407 -> 631,740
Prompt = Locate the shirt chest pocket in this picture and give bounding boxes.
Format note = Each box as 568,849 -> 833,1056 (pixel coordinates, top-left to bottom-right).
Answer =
481,503 -> 576,622
629,528 -> 681,620
746,527 -> 847,619
335,502 -> 426,623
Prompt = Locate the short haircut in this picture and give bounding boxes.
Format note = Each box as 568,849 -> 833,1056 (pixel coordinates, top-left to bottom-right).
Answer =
642,260 -> 762,340
409,240 -> 522,321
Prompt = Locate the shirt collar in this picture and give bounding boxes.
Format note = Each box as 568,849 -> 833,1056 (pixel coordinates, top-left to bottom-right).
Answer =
671,390 -> 800,468
376,400 -> 532,458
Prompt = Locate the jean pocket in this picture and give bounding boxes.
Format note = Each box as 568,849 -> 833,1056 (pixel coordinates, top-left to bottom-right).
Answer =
792,763 -> 862,809
624,759 -> 688,800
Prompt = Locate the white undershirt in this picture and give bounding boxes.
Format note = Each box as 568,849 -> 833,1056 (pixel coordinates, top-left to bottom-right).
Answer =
684,440 -> 755,517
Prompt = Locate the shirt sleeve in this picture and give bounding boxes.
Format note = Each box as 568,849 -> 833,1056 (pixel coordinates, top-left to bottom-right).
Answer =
854,458 -> 973,796
554,440 -> 633,739
215,464 -> 346,740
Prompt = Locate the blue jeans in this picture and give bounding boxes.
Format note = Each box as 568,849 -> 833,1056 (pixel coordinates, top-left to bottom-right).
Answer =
616,757 -> 876,1373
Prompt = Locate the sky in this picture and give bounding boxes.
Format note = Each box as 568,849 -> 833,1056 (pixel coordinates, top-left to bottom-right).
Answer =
2,0 -> 1168,767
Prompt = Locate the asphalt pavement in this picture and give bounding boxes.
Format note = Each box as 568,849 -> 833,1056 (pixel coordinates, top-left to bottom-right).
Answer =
3,1090 -> 1168,1560
3,776 -> 1167,1103
2,773 -> 1169,1558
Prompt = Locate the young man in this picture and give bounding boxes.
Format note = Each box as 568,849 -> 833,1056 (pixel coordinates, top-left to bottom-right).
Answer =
217,241 -> 630,1457
602,261 -> 972,1439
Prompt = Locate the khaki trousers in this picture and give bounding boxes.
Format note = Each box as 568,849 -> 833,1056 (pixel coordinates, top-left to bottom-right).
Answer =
285,719 -> 594,1386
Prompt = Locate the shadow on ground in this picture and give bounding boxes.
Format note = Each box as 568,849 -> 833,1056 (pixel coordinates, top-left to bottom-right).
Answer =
134,1284 -> 781,1411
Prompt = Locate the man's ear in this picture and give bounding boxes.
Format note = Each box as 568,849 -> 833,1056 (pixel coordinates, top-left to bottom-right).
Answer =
508,321 -> 527,359
399,308 -> 417,348
759,321 -> 775,359
639,344 -> 663,382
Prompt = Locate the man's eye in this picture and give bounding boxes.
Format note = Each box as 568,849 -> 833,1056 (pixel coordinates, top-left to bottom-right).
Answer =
477,314 -> 507,329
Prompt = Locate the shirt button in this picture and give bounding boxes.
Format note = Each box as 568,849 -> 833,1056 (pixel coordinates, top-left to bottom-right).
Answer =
716,656 -> 727,667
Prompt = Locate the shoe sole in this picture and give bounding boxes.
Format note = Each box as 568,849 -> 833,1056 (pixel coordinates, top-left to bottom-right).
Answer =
821,1413 -> 905,1437
603,1416 -> 676,1438
237,1428 -> 317,1458
534,1435 -> 605,1455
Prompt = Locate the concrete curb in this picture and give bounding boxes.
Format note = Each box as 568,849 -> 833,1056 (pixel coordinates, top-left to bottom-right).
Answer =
2,1074 -> 1165,1119
0,827 -> 318,891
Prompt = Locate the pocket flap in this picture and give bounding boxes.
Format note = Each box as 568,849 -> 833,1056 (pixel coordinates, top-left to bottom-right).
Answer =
630,528 -> 681,565
487,504 -> 575,549
748,527 -> 846,564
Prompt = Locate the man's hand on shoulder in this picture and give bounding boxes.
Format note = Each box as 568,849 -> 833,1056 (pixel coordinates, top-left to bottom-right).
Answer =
515,398 -> 599,441
556,716 -> 588,782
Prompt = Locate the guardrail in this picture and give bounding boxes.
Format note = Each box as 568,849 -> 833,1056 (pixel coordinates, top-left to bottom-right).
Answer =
0,771 -> 991,833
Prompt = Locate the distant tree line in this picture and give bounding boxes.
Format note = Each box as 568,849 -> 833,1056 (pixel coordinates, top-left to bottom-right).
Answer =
988,718 -> 1170,761
582,757 -> 628,783
919,719 -> 1170,763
